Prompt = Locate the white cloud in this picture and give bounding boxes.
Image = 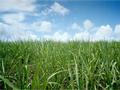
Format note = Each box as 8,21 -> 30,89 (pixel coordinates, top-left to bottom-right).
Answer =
32,21 -> 53,32
115,24 -> 120,34
114,24 -> 120,40
95,25 -> 112,36
42,2 -> 69,16
71,22 -> 82,30
11,23 -> 30,31
2,13 -> 25,24
50,2 -> 69,16
72,24 -> 116,41
2,13 -> 30,31
73,31 -> 90,41
2,13 -> 53,33
0,0 -> 36,12
13,31 -> 38,41
0,19 -> 53,41
93,25 -> 113,41
0,22 -> 38,41
44,31 -> 70,42
83,19 -> 94,30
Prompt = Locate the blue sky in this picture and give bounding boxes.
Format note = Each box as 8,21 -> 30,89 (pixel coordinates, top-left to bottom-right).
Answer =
0,0 -> 120,41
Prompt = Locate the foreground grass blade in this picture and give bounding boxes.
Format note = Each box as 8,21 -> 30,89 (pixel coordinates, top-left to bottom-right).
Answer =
47,70 -> 66,82
0,75 -> 19,90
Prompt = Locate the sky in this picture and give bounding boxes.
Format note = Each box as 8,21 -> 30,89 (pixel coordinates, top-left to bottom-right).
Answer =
0,0 -> 120,41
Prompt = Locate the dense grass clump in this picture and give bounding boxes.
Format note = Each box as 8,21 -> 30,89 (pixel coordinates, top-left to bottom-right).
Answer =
0,41 -> 120,90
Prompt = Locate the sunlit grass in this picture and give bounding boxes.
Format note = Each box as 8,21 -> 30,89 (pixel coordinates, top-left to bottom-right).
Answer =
0,41 -> 120,90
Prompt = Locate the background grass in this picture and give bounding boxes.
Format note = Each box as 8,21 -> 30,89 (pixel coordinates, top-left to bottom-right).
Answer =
0,41 -> 120,90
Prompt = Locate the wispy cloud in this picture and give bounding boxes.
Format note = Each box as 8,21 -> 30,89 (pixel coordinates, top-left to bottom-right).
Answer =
2,13 -> 25,24
71,22 -> 82,31
50,2 -> 69,16
0,0 -> 36,13
41,2 -> 69,16
32,21 -> 53,32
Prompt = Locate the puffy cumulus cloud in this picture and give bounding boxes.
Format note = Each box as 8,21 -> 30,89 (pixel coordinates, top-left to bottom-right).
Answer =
72,24 -> 117,41
95,25 -> 112,37
44,31 -> 70,42
92,25 -> 113,41
83,19 -> 94,30
2,13 -> 25,24
0,23 -> 38,41
0,0 -> 36,12
71,22 -> 82,30
73,31 -> 90,41
32,21 -> 53,32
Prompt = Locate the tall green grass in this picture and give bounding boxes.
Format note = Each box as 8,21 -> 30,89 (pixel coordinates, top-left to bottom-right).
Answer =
0,41 -> 120,90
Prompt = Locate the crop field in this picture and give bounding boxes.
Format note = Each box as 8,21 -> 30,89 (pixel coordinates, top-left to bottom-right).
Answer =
0,41 -> 120,90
